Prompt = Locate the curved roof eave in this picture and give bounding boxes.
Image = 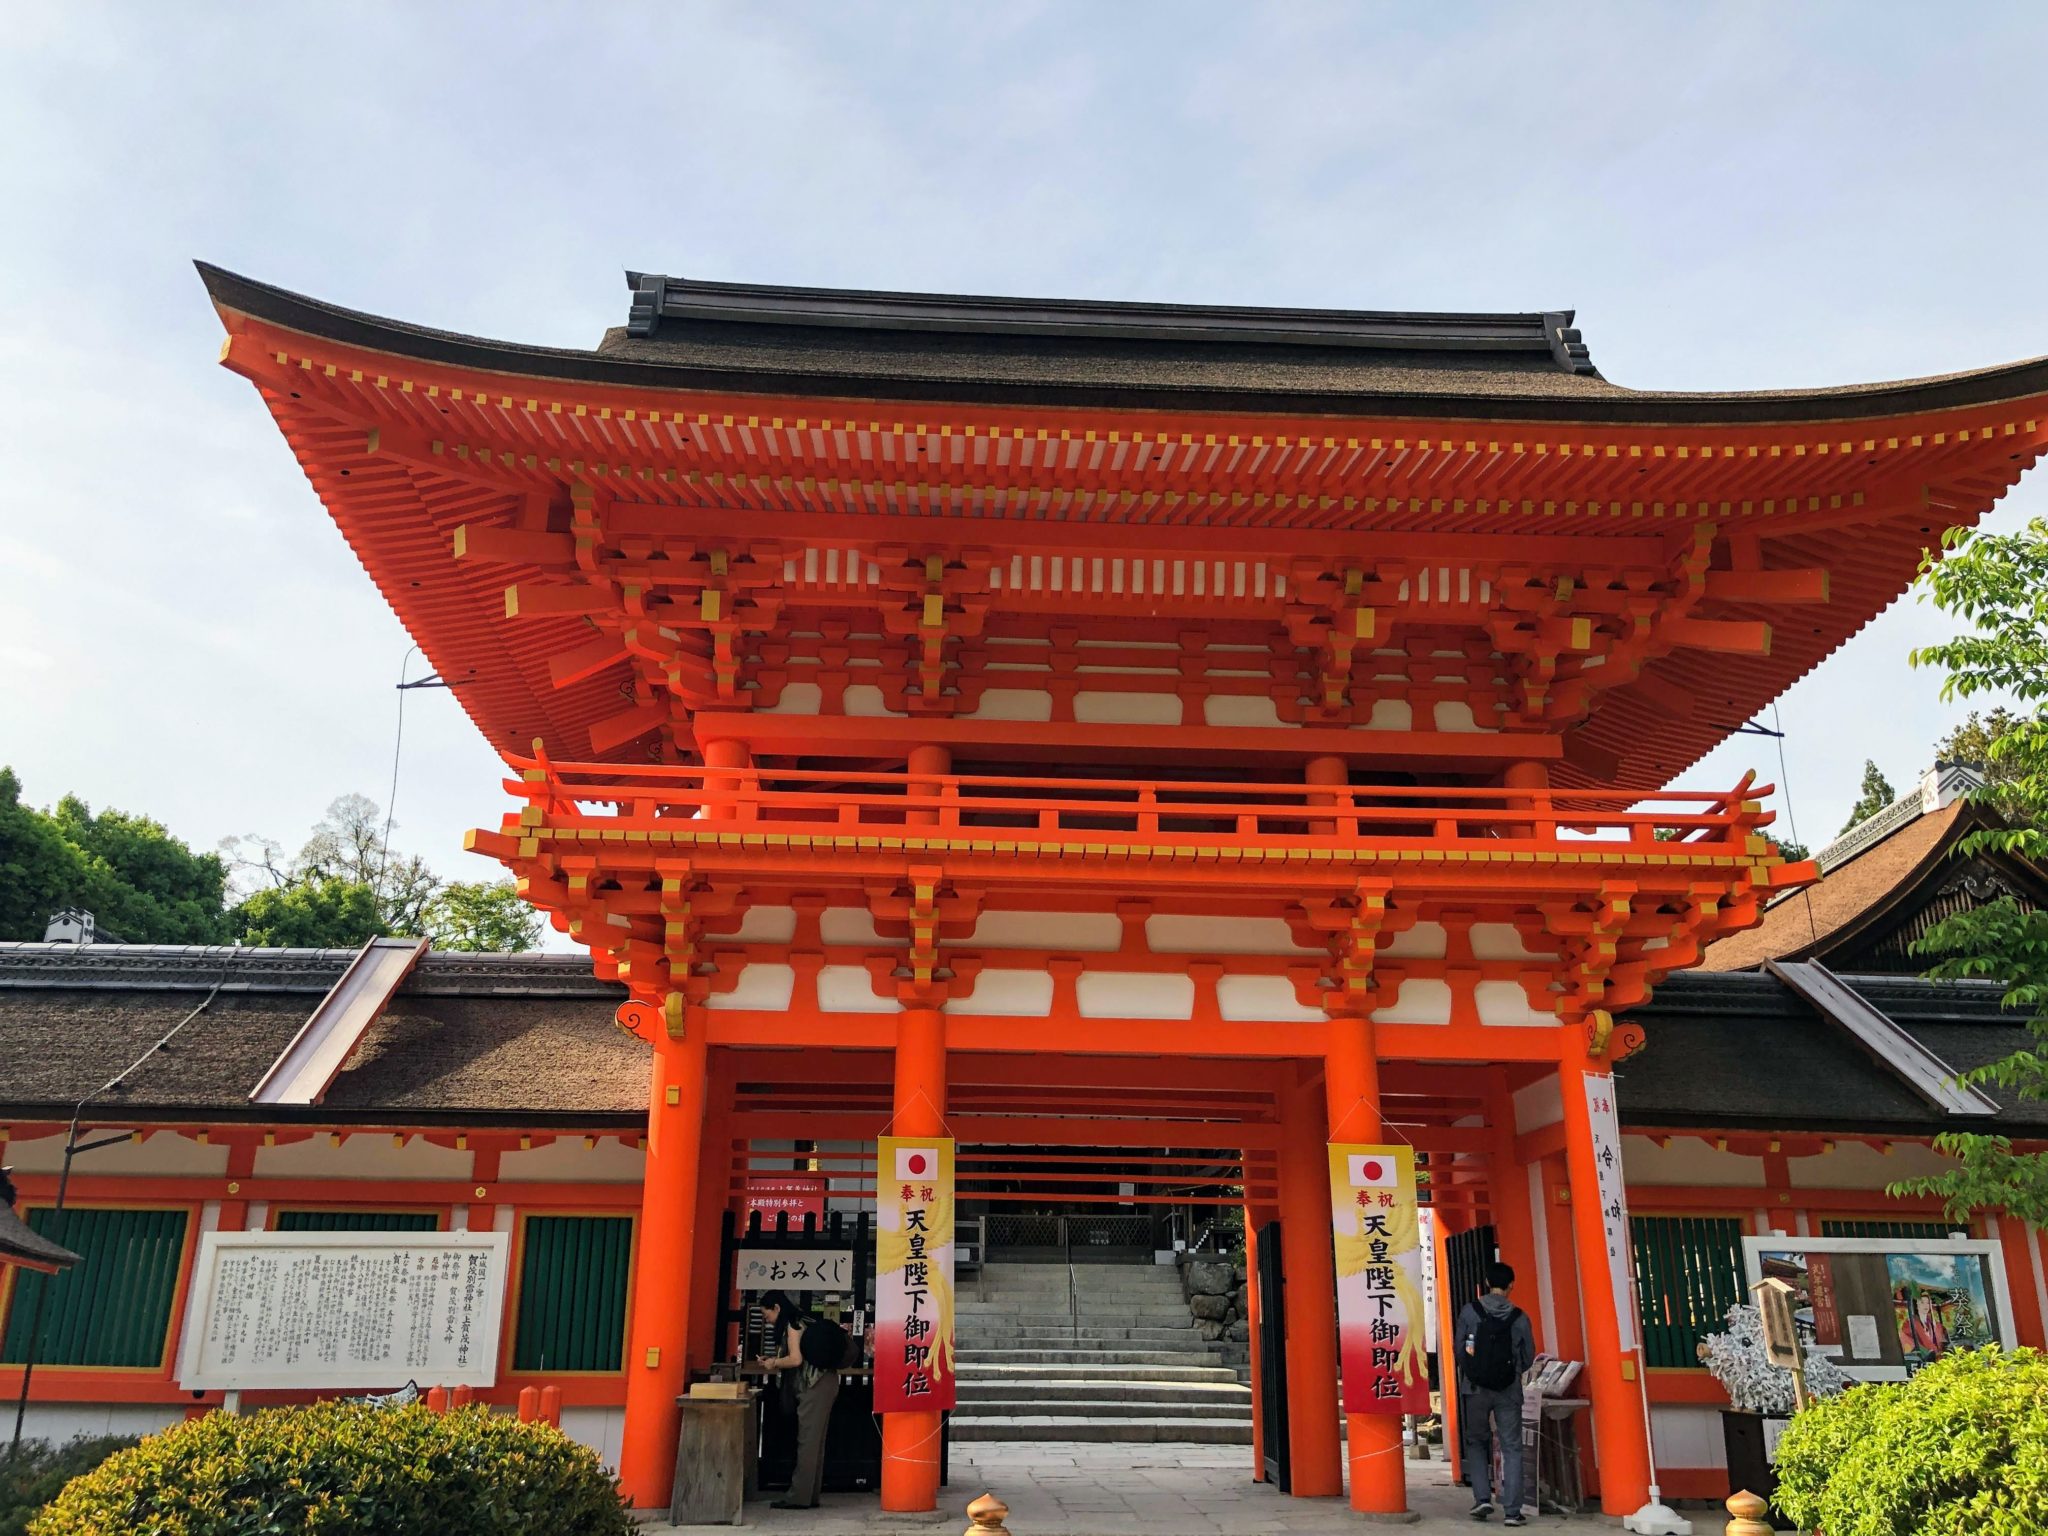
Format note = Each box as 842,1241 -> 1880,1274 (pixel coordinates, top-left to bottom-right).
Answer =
197,262 -> 2048,428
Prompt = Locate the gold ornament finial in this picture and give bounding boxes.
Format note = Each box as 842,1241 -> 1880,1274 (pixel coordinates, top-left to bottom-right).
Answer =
964,1493 -> 1011,1535
1724,1489 -> 1772,1536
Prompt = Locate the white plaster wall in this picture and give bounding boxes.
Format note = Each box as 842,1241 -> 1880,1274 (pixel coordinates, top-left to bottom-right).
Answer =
253,1135 -> 471,1181
947,970 -> 1056,1016
498,1138 -> 646,1183
4,1132 -> 227,1178
1074,691 -> 1181,725
758,682 -> 822,715
1075,972 -> 1195,1019
1146,915 -> 1318,956
559,1406 -> 626,1470
15,1404 -> 185,1444
729,906 -> 799,943
1203,696 -> 1285,728
1651,1404 -> 1727,1471
820,908 -> 883,946
1215,975 -> 1324,1022
951,911 -> 1122,951
1788,1141 -> 1956,1189
963,688 -> 1054,722
1470,923 -> 1541,960
1434,701 -> 1494,733
842,685 -> 901,717
1475,981 -> 1553,1026
1371,978 -> 1452,1025
1621,1137 -> 1766,1188
1381,922 -> 1447,960
705,963 -> 796,1011
1513,1077 -> 1563,1136
817,965 -> 898,1012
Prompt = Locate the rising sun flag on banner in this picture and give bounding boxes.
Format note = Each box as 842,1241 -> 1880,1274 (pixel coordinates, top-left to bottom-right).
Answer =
1329,1142 -> 1431,1415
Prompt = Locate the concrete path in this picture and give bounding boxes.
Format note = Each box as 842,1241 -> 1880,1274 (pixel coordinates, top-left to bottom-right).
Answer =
646,1441 -> 1633,1533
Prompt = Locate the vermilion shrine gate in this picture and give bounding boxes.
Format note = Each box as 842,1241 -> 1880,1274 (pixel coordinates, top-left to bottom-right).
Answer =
202,266 -> 2048,1517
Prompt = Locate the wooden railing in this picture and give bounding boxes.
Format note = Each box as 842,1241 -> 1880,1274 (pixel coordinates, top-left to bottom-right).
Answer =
502,753 -> 1781,855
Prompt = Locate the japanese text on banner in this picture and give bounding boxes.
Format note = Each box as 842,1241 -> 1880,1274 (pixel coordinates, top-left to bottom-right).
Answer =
875,1137 -> 955,1411
1583,1073 -> 1639,1352
1328,1144 -> 1430,1415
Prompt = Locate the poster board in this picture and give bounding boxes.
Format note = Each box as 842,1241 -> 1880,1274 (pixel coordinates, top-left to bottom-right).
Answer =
176,1230 -> 511,1392
1741,1235 -> 2015,1382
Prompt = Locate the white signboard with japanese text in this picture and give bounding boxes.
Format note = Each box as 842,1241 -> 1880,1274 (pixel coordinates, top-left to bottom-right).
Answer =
1583,1072 -> 1638,1351
176,1231 -> 510,1392
734,1247 -> 855,1292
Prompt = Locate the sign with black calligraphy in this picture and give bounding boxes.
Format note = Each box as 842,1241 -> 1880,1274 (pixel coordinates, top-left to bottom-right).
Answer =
1583,1071 -> 1639,1352
875,1137 -> 954,1411
1328,1143 -> 1430,1415
175,1231 -> 511,1391
734,1247 -> 854,1292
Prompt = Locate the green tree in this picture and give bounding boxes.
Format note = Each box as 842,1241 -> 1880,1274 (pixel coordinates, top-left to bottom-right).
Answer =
1889,518 -> 2048,1223
0,769 -> 227,943
425,880 -> 543,952
1839,758 -> 1897,835
228,876 -> 384,948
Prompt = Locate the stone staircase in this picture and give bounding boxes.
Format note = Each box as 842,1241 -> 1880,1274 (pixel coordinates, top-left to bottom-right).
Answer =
951,1260 -> 1253,1443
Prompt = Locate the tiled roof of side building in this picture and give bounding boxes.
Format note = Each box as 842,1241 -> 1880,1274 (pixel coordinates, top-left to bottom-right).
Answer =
1701,801 -> 1970,971
0,944 -> 2038,1136
0,944 -> 642,1123
197,263 -> 2048,423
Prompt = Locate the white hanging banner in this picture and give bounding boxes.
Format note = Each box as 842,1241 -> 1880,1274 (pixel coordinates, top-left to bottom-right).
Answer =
1583,1072 -> 1638,1352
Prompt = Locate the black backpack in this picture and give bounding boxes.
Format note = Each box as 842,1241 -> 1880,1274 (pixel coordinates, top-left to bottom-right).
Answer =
797,1314 -> 850,1371
1469,1307 -> 1522,1391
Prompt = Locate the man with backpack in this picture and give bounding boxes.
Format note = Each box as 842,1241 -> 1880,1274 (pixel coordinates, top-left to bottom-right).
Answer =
758,1291 -> 849,1510
1454,1262 -> 1535,1525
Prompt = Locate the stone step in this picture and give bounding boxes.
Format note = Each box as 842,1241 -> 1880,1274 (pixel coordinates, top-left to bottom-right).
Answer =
964,1347 -> 1226,1366
954,1368 -> 1236,1392
957,1326 -> 1206,1345
953,1396 -> 1251,1421
955,1306 -> 1197,1323
948,1416 -> 1254,1444
954,1377 -> 1251,1404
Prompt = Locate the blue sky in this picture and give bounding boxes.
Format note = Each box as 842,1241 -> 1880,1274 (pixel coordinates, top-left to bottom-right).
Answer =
4,2 -> 2045,900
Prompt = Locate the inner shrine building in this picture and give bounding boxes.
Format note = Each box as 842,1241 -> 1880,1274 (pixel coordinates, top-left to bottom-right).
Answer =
191,265 -> 2048,1516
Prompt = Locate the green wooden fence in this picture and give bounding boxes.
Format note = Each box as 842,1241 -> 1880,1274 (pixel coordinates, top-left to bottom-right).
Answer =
1630,1214 -> 1745,1369
513,1214 -> 633,1373
1,1207 -> 188,1368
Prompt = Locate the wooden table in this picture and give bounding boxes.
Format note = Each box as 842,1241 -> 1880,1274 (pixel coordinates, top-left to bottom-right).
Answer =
670,1391 -> 761,1527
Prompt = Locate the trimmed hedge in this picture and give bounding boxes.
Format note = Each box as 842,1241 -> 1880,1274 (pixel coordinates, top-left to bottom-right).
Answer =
0,1440 -> 135,1536
1773,1346 -> 2048,1536
30,1403 -> 634,1536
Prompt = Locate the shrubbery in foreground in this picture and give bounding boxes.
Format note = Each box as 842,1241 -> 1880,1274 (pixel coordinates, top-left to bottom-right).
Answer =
1773,1346 -> 2048,1536
29,1402 -> 633,1536
0,1439 -> 134,1536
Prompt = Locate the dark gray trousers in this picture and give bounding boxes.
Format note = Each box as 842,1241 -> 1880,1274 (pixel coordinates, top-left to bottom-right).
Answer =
1463,1382 -> 1525,1514
787,1368 -> 839,1506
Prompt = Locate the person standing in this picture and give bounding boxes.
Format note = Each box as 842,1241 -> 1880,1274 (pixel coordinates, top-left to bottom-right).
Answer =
1454,1262 -> 1535,1526
758,1291 -> 841,1510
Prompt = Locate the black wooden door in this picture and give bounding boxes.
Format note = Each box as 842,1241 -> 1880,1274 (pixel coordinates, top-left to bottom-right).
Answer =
1255,1219 -> 1289,1491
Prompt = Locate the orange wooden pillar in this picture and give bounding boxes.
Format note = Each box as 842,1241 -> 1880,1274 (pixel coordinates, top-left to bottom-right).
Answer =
1557,1057 -> 1652,1517
618,1008 -> 711,1510
1276,1077 -> 1342,1498
1326,1012 -> 1405,1515
1432,1207 -> 1464,1485
881,1001 -> 947,1512
1243,1197 -> 1278,1482
687,1054 -> 735,1369
1484,1069 -> 1542,1348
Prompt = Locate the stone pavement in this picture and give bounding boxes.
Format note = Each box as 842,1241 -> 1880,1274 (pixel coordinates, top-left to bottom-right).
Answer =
647,1441 -> 1629,1533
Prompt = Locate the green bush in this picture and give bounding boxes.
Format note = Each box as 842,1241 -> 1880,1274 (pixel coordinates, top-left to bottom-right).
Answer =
29,1403 -> 634,1536
1773,1347 -> 2048,1535
0,1439 -> 135,1536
